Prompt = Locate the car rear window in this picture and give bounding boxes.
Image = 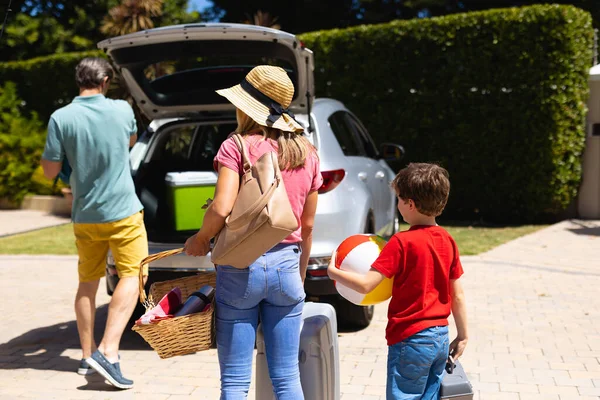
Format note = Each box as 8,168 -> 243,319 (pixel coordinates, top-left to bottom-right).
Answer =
328,111 -> 364,157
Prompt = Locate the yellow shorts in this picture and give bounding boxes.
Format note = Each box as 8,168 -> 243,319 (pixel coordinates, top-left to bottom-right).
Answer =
74,211 -> 149,283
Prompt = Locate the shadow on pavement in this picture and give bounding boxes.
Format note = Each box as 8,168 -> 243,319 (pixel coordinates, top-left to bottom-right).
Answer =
0,304 -> 152,374
77,375 -> 125,392
338,323 -> 368,334
567,220 -> 600,236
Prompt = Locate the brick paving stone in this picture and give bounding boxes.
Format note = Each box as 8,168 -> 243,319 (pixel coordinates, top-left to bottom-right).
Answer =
363,385 -> 386,396
579,387 -> 600,397
585,363 -> 600,372
478,392 -> 519,400
532,369 -> 570,378
340,384 -> 366,394
513,360 -> 551,370
341,394 -> 380,400
474,382 -> 500,392
0,387 -> 27,397
539,385 -> 581,396
189,387 -> 221,398
478,374 -> 517,384
551,362 -> 588,371
519,394 -> 559,400
515,375 -> 555,386
554,377 -> 595,387
566,397 -> 600,400
350,376 -> 386,387
496,367 -> 534,377
499,383 -> 539,394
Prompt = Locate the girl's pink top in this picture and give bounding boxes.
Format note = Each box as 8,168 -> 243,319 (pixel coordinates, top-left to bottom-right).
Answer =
214,133 -> 323,243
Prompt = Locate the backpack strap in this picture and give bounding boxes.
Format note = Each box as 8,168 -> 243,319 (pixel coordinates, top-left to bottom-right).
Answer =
232,134 -> 252,174
225,174 -> 280,230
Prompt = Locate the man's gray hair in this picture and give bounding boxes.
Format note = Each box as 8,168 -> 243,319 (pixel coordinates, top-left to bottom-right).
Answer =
75,58 -> 114,89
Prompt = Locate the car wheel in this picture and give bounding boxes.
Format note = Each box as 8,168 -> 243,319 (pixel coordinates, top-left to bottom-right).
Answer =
336,297 -> 374,329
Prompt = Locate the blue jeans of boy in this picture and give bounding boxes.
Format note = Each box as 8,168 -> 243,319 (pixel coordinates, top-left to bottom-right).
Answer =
387,326 -> 449,400
215,243 -> 305,400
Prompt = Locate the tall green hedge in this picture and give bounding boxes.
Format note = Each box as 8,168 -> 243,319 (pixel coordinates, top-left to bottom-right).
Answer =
300,5 -> 593,222
0,50 -> 103,122
0,5 -> 593,222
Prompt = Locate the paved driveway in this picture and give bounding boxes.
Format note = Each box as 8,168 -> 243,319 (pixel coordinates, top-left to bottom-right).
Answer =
0,211 -> 70,237
0,220 -> 599,399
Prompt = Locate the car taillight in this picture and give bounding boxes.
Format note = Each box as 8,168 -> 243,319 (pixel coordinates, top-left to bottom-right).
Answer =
307,269 -> 328,277
307,257 -> 331,277
319,169 -> 345,194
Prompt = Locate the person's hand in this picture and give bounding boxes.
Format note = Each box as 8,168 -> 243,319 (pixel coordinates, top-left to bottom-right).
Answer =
327,251 -> 338,280
184,232 -> 211,257
449,336 -> 468,360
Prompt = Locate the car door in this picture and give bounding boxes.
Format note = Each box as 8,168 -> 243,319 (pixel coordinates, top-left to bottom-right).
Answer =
343,113 -> 393,235
328,111 -> 382,232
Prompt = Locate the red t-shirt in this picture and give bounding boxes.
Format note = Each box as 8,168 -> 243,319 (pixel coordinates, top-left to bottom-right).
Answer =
371,225 -> 464,346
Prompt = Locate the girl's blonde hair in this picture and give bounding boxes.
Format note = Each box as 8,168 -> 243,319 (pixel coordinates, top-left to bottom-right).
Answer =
235,108 -> 315,170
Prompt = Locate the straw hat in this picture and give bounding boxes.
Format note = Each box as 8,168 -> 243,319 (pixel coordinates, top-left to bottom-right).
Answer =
216,65 -> 304,133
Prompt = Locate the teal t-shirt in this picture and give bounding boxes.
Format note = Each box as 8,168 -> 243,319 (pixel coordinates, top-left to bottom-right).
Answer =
42,94 -> 143,223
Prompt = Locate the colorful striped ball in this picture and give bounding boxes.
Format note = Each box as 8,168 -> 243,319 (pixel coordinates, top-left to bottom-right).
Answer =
334,234 -> 393,305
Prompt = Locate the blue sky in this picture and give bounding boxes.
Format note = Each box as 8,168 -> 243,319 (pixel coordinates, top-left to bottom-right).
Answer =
188,0 -> 212,11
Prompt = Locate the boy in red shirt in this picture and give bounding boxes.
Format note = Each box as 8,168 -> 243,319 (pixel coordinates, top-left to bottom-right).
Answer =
328,163 -> 468,400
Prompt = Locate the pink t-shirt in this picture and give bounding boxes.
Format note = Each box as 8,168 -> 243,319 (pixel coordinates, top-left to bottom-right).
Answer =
214,133 -> 323,243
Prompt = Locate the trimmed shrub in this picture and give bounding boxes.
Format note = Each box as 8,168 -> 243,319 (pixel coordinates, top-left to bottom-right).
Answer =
0,82 -> 46,205
300,5 -> 594,222
0,50 -> 103,122
29,165 -> 67,196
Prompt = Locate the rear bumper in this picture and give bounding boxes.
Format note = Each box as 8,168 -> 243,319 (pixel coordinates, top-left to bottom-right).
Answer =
304,274 -> 337,297
106,241 -> 215,294
106,245 -> 337,298
107,265 -> 337,296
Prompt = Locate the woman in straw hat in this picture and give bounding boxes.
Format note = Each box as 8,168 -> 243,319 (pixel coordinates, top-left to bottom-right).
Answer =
184,65 -> 322,399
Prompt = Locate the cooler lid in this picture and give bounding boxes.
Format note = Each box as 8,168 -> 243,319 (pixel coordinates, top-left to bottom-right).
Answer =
165,171 -> 218,186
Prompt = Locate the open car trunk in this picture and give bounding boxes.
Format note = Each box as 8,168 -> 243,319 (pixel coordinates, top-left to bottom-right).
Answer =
134,120 -> 237,243
97,23 -> 315,120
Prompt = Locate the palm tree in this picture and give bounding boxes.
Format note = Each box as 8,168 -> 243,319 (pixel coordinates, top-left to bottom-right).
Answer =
243,10 -> 281,30
101,0 -> 163,37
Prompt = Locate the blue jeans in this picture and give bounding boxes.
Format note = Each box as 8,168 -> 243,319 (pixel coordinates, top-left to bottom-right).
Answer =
215,243 -> 305,400
387,326 -> 449,400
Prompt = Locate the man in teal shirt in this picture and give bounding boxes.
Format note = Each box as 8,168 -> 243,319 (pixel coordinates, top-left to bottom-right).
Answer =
41,57 -> 147,389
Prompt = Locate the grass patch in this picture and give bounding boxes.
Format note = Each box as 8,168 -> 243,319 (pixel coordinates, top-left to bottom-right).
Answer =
0,223 -> 76,255
0,221 -> 548,256
400,221 -> 548,255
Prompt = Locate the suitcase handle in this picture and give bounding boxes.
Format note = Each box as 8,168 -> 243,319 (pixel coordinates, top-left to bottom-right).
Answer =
445,355 -> 456,374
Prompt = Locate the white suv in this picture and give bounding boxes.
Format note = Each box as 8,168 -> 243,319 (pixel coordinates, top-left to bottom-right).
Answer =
99,23 -> 404,327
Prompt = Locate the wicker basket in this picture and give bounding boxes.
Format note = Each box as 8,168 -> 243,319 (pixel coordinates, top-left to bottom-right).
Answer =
132,248 -> 216,359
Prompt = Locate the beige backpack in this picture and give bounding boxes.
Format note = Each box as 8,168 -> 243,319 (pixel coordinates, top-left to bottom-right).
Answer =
210,134 -> 298,268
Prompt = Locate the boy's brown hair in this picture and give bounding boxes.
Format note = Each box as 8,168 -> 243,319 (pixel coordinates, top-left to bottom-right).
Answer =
391,163 -> 450,217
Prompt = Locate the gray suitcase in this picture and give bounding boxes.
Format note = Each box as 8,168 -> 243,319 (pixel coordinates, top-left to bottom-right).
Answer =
256,302 -> 340,400
441,359 -> 474,399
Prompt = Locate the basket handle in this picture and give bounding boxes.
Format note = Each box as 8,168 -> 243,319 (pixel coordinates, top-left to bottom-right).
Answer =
138,248 -> 184,307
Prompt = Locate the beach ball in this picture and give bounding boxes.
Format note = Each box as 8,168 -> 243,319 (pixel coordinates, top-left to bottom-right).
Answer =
334,234 -> 393,305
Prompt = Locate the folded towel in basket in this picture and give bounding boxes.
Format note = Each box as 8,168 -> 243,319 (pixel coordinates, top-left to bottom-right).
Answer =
135,287 -> 183,326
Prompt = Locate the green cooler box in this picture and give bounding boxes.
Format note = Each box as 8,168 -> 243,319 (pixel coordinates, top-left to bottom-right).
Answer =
165,171 -> 218,231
